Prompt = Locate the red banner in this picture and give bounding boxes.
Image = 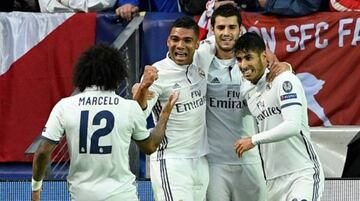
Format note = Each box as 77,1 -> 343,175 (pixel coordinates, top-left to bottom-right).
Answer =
0,13 -> 96,162
241,12 -> 360,126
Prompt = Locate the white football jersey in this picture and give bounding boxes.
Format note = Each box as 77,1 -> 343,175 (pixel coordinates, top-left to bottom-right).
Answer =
206,56 -> 261,164
243,71 -> 322,180
41,87 -> 149,200
146,53 -> 212,160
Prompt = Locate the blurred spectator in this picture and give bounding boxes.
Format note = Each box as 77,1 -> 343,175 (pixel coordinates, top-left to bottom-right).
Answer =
198,0 -> 326,40
258,0 -> 323,16
330,0 -> 360,11
1,0 -> 40,12
116,0 -> 207,21
38,0 -> 116,12
0,0 -> 15,11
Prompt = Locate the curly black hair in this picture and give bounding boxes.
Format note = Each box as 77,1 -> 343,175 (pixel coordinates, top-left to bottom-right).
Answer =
72,44 -> 128,92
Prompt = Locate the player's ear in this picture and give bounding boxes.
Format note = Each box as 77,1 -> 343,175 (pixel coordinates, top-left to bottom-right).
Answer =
261,51 -> 267,63
166,36 -> 170,48
195,39 -> 200,49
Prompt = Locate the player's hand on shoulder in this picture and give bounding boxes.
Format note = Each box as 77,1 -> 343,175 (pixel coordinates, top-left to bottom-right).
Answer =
266,61 -> 292,82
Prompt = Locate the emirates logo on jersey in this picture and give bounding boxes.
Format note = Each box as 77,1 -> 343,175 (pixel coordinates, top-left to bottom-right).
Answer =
256,106 -> 281,121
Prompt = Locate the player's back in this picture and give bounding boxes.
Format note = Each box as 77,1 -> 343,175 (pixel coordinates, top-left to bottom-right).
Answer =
59,87 -> 147,200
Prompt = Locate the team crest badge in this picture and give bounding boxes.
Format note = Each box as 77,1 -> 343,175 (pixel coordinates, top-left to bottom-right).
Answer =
282,81 -> 293,93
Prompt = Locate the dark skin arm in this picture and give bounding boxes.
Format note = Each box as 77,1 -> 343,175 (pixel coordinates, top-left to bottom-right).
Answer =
32,139 -> 57,201
135,91 -> 179,154
133,65 -> 158,110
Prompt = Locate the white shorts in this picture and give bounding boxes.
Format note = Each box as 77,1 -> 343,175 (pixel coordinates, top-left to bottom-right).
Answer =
150,156 -> 209,201
206,163 -> 266,201
267,168 -> 324,201
70,186 -> 138,201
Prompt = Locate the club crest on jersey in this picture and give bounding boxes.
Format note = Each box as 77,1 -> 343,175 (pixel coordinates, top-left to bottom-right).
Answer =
282,81 -> 293,93
198,68 -> 206,78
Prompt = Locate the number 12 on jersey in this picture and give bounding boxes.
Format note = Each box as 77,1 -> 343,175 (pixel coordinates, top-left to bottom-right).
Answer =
79,110 -> 114,154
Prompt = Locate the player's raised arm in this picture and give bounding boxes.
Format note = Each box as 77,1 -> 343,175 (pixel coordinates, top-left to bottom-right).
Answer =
135,91 -> 179,154
133,65 -> 158,110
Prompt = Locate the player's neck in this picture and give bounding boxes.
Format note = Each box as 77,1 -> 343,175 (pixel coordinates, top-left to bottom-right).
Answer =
253,68 -> 266,85
216,49 -> 234,60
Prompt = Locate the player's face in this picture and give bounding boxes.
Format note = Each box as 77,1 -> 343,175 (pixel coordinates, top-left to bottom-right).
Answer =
236,50 -> 267,83
167,27 -> 199,65
212,16 -> 240,52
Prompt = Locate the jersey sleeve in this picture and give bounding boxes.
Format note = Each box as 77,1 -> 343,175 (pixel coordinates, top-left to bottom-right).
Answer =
130,101 -> 151,141
252,73 -> 304,145
41,100 -> 65,143
195,35 -> 216,74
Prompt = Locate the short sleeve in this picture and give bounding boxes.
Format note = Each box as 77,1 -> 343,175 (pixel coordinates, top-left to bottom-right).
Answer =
130,101 -> 151,141
277,72 -> 304,110
41,101 -> 65,142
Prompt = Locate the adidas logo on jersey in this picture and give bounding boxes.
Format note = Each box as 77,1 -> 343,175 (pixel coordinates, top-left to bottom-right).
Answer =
211,77 -> 220,83
173,83 -> 181,89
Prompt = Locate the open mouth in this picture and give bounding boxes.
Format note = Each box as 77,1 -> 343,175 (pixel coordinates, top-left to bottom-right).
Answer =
174,52 -> 187,59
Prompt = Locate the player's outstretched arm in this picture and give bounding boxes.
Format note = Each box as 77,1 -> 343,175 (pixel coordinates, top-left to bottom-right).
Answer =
136,91 -> 179,154
32,139 -> 57,201
133,65 -> 158,110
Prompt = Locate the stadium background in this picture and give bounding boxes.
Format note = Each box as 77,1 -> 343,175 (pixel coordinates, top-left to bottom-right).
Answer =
0,11 -> 359,200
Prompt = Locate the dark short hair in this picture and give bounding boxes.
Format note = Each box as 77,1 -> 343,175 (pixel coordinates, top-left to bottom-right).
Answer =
234,32 -> 265,54
211,4 -> 242,28
72,44 -> 128,92
170,16 -> 199,39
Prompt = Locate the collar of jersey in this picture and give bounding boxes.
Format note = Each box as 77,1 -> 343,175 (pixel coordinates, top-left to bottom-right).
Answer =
256,68 -> 269,89
83,86 -> 104,91
213,56 -> 236,70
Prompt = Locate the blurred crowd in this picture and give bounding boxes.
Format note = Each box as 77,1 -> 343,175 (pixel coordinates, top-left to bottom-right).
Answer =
1,0 -> 359,15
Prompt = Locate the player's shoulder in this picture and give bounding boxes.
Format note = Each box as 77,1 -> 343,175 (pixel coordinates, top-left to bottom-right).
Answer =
275,71 -> 299,82
199,35 -> 216,46
198,35 -> 216,54
152,57 -> 173,71
274,71 -> 302,89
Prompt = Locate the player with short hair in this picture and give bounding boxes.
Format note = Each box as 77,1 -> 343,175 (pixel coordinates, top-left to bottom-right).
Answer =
31,44 -> 178,201
197,4 -> 294,201
234,32 -> 324,201
134,16 -> 214,201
